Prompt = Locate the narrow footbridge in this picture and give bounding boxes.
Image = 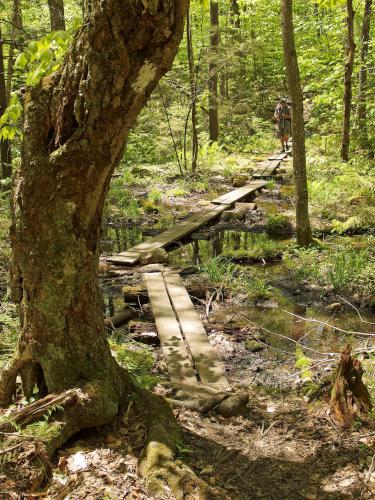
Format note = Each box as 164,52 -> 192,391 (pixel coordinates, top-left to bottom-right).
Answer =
109,150 -> 289,388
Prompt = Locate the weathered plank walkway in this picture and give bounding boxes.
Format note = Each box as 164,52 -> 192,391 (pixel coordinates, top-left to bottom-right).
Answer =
108,203 -> 230,265
107,150 -> 287,266
252,159 -> 281,178
211,180 -> 266,205
144,272 -> 229,389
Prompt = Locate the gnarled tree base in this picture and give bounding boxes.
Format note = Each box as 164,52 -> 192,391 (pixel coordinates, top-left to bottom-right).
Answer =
0,377 -> 210,498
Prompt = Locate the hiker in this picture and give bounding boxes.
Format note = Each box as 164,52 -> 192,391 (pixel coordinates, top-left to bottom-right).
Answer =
274,97 -> 291,152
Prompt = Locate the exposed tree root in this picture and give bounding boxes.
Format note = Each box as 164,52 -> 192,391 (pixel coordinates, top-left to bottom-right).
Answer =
0,380 -> 120,493
0,378 -> 211,498
330,344 -> 373,428
163,383 -> 249,417
138,392 -> 212,499
0,356 -> 30,407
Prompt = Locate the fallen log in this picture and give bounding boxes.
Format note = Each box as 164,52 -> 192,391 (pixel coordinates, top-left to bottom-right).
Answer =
104,309 -> 134,329
330,344 -> 372,428
128,321 -> 160,345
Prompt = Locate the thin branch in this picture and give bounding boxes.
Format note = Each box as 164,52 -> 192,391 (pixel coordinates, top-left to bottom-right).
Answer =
282,310 -> 375,337
158,85 -> 184,175
336,294 -> 375,325
239,315 -> 339,357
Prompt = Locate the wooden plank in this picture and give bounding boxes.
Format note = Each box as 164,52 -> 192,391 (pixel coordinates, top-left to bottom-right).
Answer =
268,152 -> 288,161
212,181 -> 266,205
253,160 -> 281,178
164,273 -> 229,389
107,204 -> 229,266
144,273 -> 197,385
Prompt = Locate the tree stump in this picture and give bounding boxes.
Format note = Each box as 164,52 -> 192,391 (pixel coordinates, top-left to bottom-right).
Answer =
330,344 -> 372,427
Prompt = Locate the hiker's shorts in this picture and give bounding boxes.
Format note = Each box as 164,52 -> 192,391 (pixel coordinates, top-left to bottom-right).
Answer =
277,120 -> 291,137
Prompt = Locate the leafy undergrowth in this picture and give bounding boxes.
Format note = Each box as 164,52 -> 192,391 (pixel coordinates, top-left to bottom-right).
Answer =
307,139 -> 375,233
110,339 -> 159,390
200,256 -> 273,302
283,237 -> 375,306
222,233 -> 286,261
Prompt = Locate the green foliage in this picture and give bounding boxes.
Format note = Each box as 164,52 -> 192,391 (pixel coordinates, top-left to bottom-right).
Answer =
110,341 -> 159,390
106,180 -> 141,221
199,256 -> 237,285
284,239 -> 375,304
295,347 -> 313,381
200,256 -> 273,301
222,233 -> 284,261
307,148 -> 375,231
15,31 -> 71,86
147,187 -> 162,204
266,214 -> 293,237
0,95 -> 22,141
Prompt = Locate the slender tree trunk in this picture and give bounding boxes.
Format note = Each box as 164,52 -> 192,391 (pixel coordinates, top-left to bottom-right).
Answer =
48,0 -> 66,31
6,0 -> 22,100
209,0 -> 219,141
341,0 -> 355,162
186,6 -> 198,172
0,5 -> 190,490
281,0 -> 312,247
231,0 -> 240,29
0,26 -> 12,180
357,0 -> 372,151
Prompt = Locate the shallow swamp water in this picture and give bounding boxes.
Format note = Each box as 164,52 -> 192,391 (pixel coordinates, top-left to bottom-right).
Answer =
100,221 -> 375,391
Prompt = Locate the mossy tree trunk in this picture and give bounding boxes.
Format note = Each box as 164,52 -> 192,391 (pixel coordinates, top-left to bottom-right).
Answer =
280,0 -> 312,247
1,0 -> 188,452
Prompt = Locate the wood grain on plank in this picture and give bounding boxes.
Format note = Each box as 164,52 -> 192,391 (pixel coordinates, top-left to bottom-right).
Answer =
164,273 -> 229,389
212,181 -> 266,205
144,272 -> 197,385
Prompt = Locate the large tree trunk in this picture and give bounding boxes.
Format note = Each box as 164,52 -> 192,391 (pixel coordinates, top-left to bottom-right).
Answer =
280,0 -> 312,247
0,26 -> 12,181
48,0 -> 66,31
186,5 -> 198,172
340,0 -> 355,162
209,0 -> 219,141
357,0 -> 372,151
0,1 -> 192,493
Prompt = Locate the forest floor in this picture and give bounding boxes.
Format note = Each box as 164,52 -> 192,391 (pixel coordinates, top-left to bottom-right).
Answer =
0,144 -> 374,498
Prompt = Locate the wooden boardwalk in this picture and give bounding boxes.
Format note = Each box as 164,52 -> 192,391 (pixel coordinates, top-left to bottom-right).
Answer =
252,159 -> 281,178
108,203 -> 230,265
107,150 -> 287,266
211,180 -> 266,205
144,272 -> 229,389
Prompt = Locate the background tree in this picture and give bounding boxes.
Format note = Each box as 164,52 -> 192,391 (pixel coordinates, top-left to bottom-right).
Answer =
186,4 -> 199,172
48,0 -> 66,31
357,0 -> 372,152
340,0 -> 355,161
281,0 -> 312,246
209,0 -> 219,141
0,24 -> 11,180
